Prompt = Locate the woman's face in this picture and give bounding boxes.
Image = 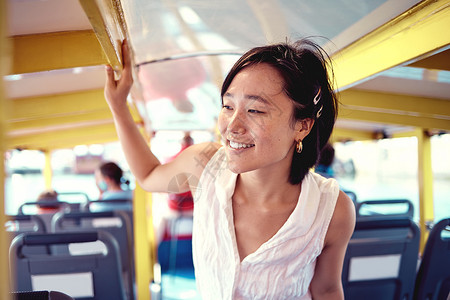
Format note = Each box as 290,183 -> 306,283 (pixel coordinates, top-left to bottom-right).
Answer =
95,169 -> 108,191
218,63 -> 305,175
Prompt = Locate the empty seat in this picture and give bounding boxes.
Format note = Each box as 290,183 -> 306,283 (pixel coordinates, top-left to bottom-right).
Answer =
51,211 -> 134,299
342,218 -> 420,300
413,218 -> 450,300
158,238 -> 194,274
83,199 -> 133,213
356,199 -> 414,221
5,214 -> 48,255
17,201 -> 74,236
6,214 -> 47,234
9,231 -> 126,300
17,201 -> 72,215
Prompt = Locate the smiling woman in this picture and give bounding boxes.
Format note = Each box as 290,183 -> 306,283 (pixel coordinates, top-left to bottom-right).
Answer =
104,38 -> 355,299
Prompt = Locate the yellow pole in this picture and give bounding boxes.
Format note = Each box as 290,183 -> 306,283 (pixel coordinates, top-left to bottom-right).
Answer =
134,184 -> 152,300
0,0 -> 11,297
43,150 -> 53,189
417,128 -> 434,253
146,190 -> 157,283
133,124 -> 156,299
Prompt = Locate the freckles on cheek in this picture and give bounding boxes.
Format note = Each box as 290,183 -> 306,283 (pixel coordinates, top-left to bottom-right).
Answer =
217,116 -> 227,134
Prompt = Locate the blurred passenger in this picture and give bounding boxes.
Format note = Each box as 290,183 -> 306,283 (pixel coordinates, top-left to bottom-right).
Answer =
315,142 -> 335,178
157,132 -> 195,242
167,132 -> 194,212
95,162 -> 133,201
36,189 -> 61,214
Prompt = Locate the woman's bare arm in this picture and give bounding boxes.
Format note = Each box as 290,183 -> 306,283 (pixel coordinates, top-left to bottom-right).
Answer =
309,190 -> 356,299
104,40 -> 220,193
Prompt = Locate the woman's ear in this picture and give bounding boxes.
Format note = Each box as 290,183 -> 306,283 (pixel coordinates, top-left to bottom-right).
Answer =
295,118 -> 315,140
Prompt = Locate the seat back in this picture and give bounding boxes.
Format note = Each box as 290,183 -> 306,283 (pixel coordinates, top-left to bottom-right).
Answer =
17,201 -> 74,237
5,214 -> 48,255
342,218 -> 420,300
17,201 -> 72,215
11,290 -> 74,300
51,211 -> 134,299
9,231 -> 126,300
6,214 -> 47,234
83,200 -> 134,236
158,238 -> 194,273
356,199 -> 414,221
413,218 -> 450,300
83,199 -> 133,213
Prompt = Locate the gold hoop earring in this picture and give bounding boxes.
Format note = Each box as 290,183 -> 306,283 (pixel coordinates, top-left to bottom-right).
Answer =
296,140 -> 303,154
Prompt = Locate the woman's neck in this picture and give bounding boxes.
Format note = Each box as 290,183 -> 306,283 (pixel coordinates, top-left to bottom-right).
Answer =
108,185 -> 123,192
235,168 -> 301,206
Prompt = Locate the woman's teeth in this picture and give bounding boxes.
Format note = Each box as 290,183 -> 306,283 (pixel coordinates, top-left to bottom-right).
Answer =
229,140 -> 255,149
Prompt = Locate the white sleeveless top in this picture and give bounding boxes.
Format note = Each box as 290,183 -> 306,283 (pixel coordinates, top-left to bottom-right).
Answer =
192,147 -> 339,299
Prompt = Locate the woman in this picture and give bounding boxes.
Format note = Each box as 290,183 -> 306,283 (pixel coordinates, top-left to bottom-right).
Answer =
105,39 -> 355,299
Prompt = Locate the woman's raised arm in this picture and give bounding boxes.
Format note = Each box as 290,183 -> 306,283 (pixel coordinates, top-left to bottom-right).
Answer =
104,40 -> 220,193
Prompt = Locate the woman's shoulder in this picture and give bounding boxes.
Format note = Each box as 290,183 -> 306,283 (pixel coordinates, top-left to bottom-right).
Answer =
325,190 -> 356,246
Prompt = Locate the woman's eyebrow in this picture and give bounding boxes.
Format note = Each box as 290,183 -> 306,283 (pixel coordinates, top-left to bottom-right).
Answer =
224,92 -> 270,105
246,94 -> 270,104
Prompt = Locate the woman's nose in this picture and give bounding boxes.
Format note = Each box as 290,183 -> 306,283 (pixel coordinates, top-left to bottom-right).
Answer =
227,111 -> 246,135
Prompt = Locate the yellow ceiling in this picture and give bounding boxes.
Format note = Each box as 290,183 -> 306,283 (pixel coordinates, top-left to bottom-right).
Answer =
3,0 -> 450,150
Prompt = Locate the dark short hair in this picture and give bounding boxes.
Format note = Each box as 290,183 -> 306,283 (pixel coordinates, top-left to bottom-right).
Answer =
221,38 -> 338,184
100,162 -> 124,185
318,143 -> 335,167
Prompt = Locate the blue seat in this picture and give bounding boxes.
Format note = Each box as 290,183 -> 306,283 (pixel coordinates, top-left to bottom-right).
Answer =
18,201 -> 72,215
17,201 -> 75,236
5,214 -> 48,255
83,199 -> 133,213
356,199 -> 414,221
6,214 -> 47,234
158,238 -> 194,274
51,210 -> 134,300
342,218 -> 420,300
413,218 -> 450,300
9,231 -> 126,300
156,237 -> 198,300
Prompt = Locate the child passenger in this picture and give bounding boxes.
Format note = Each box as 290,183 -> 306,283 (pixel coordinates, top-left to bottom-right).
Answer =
105,38 -> 355,299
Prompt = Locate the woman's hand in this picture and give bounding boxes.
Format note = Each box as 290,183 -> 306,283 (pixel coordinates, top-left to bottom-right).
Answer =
104,39 -> 134,113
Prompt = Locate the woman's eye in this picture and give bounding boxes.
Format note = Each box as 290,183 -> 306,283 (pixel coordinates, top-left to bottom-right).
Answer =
248,109 -> 264,114
222,105 -> 233,110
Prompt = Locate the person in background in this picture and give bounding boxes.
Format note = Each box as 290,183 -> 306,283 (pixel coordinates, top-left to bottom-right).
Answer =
167,132 -> 194,212
157,132 -> 195,242
36,189 -> 61,214
315,142 -> 335,178
95,162 -> 133,201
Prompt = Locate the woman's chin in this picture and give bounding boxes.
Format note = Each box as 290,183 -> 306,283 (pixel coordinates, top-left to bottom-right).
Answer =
226,160 -> 252,175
